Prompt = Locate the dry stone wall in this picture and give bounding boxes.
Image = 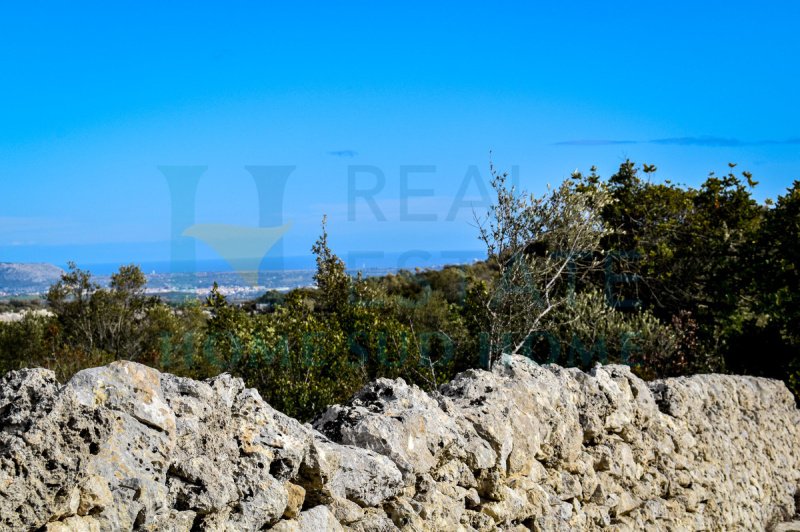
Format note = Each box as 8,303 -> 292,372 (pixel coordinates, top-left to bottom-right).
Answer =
1,355 -> 798,531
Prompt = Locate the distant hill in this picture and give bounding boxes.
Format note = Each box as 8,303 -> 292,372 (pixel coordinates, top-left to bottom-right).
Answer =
0,263 -> 64,292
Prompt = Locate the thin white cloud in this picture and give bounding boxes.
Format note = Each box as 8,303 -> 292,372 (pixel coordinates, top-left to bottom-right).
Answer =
556,136 -> 800,147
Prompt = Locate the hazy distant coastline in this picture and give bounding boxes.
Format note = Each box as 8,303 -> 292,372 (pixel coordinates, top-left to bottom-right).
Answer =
0,255 -> 481,301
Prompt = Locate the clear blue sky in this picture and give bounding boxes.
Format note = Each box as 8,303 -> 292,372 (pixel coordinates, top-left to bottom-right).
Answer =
2,1 -> 799,271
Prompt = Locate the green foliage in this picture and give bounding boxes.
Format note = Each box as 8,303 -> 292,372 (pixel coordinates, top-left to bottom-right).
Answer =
573,161 -> 766,373
199,288 -> 363,420
529,289 -> 687,379
0,298 -> 43,314
2,159 -> 799,415
0,312 -> 56,375
311,215 -> 350,313
46,262 -> 161,361
477,163 -> 612,366
146,299 -> 209,376
756,181 -> 800,346
578,162 -> 762,320
732,181 -> 800,397
0,263 -> 208,381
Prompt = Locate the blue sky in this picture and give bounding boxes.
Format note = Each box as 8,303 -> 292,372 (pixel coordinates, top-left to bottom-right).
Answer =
1,1 -> 799,271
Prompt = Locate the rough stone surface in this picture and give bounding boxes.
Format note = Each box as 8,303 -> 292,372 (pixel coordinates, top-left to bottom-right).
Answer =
1,355 -> 799,531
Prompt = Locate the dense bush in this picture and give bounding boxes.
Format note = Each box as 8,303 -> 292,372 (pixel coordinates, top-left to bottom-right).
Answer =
1,160 -> 798,417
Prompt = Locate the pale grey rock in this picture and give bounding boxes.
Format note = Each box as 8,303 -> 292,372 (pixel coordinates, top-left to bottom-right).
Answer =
44,515 -> 102,531
302,436 -> 403,507
272,505 -> 344,532
0,361 -> 401,530
348,508 -> 399,532
314,378 -> 494,481
2,355 -> 799,531
139,509 -> 195,532
0,367 -> 114,530
296,505 -> 345,530
326,496 -> 365,524
76,474 -> 113,516
67,362 -> 177,434
775,521 -> 800,532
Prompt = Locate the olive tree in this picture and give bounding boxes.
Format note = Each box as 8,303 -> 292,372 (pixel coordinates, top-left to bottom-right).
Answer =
476,164 -> 612,367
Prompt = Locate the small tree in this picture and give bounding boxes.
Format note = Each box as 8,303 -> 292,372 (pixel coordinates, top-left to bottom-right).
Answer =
476,164 -> 612,367
103,264 -> 151,359
47,263 -> 158,360
311,215 -> 351,312
46,262 -> 100,352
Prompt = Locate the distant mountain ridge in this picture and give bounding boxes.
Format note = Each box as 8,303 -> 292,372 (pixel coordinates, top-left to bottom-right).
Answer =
0,262 -> 64,290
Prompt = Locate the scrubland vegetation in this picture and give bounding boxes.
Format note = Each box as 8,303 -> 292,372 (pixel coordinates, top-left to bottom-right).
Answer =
2,161 -> 798,420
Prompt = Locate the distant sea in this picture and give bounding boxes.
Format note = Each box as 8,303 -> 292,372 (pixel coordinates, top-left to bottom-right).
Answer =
0,252 -> 483,302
